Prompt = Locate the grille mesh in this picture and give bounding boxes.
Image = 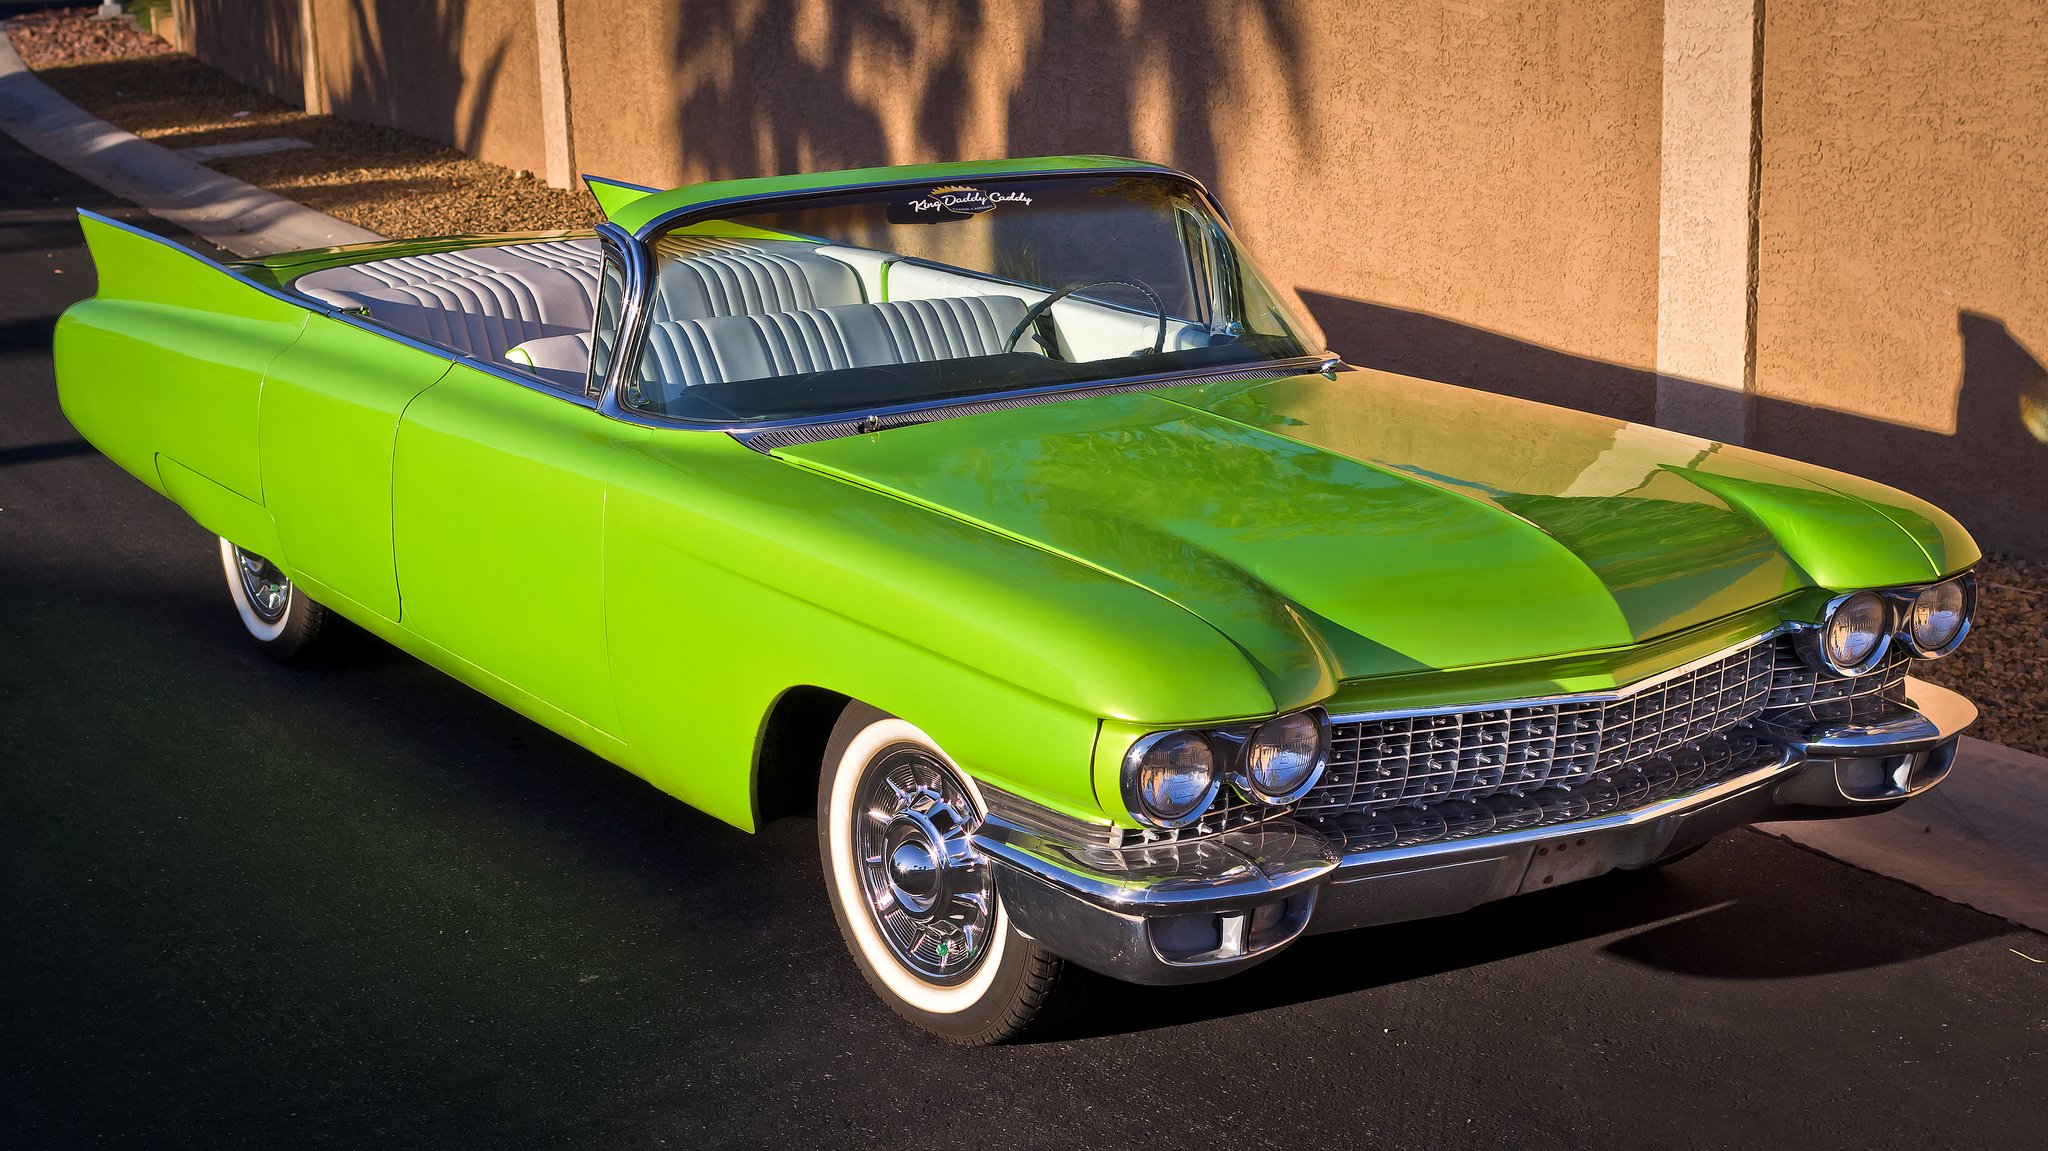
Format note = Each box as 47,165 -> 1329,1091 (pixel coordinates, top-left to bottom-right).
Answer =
1290,633 -> 1906,852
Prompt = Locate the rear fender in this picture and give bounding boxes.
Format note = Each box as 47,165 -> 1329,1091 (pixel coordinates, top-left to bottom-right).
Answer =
54,211 -> 311,503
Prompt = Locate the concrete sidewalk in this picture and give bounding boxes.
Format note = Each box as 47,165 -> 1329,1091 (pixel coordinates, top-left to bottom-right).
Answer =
1761,736 -> 2048,935
0,31 -> 380,255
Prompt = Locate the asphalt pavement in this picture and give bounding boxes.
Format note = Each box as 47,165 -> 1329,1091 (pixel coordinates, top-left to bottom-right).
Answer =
3,130 -> 2045,1150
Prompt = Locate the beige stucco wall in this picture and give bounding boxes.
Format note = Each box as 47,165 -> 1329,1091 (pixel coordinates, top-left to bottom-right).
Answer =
1751,1 -> 2048,557
306,0 -> 548,178
563,1 -> 1667,422
173,0 -> 302,104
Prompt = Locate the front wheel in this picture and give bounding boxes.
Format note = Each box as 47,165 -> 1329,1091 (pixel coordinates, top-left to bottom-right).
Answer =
818,704 -> 1078,1044
217,538 -> 329,663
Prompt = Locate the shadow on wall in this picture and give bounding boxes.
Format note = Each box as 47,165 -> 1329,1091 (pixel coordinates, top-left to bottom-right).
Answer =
331,0 -> 508,166
666,0 -> 1314,199
1304,290 -> 2048,559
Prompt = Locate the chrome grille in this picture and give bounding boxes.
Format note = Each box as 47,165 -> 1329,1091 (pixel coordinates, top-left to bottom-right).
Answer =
1293,632 -> 1907,852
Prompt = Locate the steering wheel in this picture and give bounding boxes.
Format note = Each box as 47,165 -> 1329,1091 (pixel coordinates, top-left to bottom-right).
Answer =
1004,278 -> 1169,360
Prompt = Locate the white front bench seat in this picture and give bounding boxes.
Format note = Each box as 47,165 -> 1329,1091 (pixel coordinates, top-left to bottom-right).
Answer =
637,295 -> 1029,408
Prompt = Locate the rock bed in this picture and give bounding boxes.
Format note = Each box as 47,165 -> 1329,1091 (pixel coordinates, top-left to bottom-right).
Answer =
5,8 -> 600,237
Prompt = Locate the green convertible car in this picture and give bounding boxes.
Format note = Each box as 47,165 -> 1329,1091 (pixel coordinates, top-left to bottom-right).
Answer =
56,156 -> 1980,1043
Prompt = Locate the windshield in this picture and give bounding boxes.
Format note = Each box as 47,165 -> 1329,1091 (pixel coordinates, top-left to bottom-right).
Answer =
621,173 -> 1316,423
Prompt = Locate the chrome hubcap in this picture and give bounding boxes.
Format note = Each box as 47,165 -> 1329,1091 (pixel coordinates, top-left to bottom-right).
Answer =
854,746 -> 994,983
233,547 -> 290,623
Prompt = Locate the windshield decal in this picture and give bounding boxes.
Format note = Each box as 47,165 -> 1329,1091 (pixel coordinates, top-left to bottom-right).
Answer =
908,185 -> 1034,217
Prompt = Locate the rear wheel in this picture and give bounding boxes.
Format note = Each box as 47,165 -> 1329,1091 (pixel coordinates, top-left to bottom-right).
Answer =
817,704 -> 1077,1044
217,538 -> 329,663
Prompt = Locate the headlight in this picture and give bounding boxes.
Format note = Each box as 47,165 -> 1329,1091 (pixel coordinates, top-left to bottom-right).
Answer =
1820,590 -> 1891,673
1905,577 -> 1972,657
1122,730 -> 1219,828
1236,708 -> 1330,804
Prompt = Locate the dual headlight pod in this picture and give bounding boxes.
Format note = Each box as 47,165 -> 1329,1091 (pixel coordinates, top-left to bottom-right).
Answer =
1807,575 -> 1974,674
1122,707 -> 1330,829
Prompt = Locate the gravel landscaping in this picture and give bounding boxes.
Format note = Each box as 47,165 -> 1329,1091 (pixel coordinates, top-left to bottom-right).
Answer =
1916,554 -> 2048,757
5,7 -> 600,237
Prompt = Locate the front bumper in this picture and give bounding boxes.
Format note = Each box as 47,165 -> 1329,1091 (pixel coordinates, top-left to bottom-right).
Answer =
972,677 -> 1975,985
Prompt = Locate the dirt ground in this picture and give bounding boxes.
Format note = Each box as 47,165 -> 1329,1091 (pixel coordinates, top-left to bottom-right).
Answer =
6,7 -> 600,237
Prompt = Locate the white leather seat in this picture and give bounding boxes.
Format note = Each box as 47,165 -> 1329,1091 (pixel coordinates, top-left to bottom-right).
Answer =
503,332 -> 593,393
649,237 -> 866,321
294,237 -> 603,307
638,295 -> 1029,406
349,263 -> 601,362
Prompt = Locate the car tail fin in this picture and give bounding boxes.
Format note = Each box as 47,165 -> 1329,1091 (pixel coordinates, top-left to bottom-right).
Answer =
582,173 -> 660,220
74,209 -> 301,318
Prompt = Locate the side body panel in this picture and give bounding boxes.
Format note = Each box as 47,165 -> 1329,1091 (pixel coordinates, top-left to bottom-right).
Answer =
260,316 -> 453,622
392,366 -> 643,737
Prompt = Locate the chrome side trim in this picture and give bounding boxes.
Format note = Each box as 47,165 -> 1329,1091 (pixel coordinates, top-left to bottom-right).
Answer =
1325,625 -> 1794,725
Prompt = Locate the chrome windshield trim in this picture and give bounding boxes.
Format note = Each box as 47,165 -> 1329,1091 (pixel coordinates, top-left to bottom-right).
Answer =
1325,625 -> 1795,726
592,221 -> 655,417
630,164 -> 1224,241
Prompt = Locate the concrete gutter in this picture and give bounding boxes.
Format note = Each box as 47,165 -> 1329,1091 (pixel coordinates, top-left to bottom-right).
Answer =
0,31 -> 381,255
1760,736 -> 2048,935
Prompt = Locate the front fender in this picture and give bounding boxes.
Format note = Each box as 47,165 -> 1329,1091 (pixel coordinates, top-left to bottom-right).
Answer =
599,433 -> 1281,829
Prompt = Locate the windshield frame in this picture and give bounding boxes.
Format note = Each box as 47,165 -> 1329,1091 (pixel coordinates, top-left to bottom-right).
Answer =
592,166 -> 1328,436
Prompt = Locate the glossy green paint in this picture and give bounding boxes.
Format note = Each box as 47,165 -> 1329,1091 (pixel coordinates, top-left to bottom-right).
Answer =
55,214 -> 309,502
599,430 -> 1272,826
780,368 -> 1973,710
582,174 -> 655,219
52,165 -> 1982,836
393,366 -> 637,736
261,315 -> 452,622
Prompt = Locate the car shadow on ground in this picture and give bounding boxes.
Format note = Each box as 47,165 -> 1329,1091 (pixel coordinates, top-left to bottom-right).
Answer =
1035,835 -> 2021,1042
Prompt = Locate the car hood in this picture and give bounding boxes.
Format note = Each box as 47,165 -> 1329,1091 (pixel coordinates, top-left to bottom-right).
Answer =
776,368 -> 1976,705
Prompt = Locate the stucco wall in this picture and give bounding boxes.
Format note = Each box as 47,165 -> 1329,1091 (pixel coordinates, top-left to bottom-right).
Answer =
563,0 -> 1667,423
307,0 -> 548,178
1752,1 -> 2048,557
173,0 -> 301,105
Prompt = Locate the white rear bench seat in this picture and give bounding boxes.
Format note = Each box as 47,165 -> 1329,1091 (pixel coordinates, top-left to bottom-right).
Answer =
636,295 -> 1028,409
294,235 -> 870,389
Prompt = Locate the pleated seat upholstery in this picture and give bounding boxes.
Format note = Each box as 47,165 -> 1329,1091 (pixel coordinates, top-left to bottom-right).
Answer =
637,295 -> 1029,407
294,238 -> 604,305
349,264 -> 603,363
648,235 -> 867,322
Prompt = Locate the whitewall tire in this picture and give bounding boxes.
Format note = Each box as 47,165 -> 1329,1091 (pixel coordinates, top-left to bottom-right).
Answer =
817,703 -> 1077,1044
218,537 -> 330,663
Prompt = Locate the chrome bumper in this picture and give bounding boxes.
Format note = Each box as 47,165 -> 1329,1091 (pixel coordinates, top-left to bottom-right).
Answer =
972,677 -> 1975,985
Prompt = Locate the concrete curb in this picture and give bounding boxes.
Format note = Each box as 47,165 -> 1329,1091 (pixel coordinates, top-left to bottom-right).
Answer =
1759,736 -> 2048,934
0,32 -> 382,256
